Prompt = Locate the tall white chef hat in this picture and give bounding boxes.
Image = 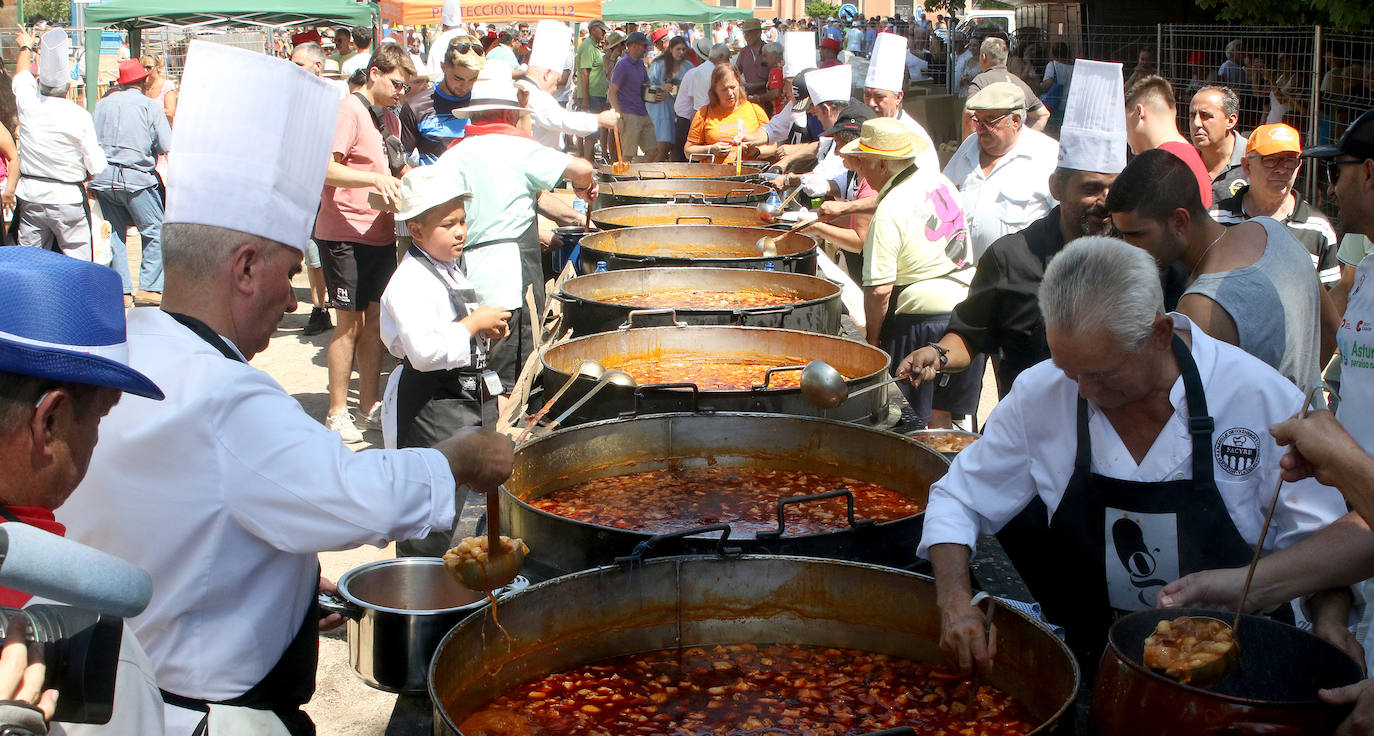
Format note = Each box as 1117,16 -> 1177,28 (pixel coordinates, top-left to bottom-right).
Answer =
165,41 -> 340,255
442,0 -> 462,27
37,29 -> 70,88
528,20 -> 571,71
1057,59 -> 1127,174
805,64 -> 852,106
863,32 -> 907,93
782,32 -> 816,78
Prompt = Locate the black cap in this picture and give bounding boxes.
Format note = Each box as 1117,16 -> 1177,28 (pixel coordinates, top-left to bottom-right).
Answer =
791,68 -> 817,112
1303,108 -> 1374,161
821,100 -> 876,137
625,31 -> 649,46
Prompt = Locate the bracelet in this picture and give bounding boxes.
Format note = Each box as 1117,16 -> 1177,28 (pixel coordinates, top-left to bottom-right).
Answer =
926,342 -> 949,369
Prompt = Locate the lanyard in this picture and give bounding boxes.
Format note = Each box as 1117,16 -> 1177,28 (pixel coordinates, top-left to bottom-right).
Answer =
166,312 -> 245,363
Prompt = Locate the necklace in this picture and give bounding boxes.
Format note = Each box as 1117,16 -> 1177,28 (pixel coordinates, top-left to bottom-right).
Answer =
1192,226 -> 1227,275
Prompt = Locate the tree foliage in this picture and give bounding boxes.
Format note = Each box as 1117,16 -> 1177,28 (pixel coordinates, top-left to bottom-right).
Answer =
805,1 -> 840,19
1195,0 -> 1371,31
21,0 -> 72,24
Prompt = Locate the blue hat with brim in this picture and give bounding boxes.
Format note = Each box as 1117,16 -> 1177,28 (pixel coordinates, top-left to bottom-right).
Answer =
0,248 -> 163,400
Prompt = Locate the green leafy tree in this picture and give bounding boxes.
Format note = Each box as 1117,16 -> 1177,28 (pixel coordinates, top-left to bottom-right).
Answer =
20,0 -> 71,24
805,1 -> 840,19
1195,0 -> 1371,31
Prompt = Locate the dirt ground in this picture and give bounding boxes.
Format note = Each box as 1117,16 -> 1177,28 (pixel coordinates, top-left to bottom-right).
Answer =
120,235 -> 1001,735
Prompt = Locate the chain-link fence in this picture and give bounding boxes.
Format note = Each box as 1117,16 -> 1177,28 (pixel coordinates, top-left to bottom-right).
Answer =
139,28 -> 272,83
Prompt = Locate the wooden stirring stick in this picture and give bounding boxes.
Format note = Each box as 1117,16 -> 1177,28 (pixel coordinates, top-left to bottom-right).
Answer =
611,126 -> 627,174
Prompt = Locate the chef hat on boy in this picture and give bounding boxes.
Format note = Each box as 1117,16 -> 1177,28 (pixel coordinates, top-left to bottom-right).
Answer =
165,41 -> 340,254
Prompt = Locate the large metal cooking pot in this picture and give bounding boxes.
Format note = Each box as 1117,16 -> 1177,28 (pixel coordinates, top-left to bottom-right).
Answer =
591,203 -> 789,230
554,268 -> 843,336
596,161 -> 759,182
428,555 -> 1078,735
596,178 -> 772,208
501,412 -> 945,578
317,558 -> 527,694
1092,607 -> 1361,735
540,326 -> 889,423
576,224 -> 818,274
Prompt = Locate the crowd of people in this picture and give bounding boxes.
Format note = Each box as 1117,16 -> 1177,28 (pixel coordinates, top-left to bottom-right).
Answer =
7,3 -> 1374,736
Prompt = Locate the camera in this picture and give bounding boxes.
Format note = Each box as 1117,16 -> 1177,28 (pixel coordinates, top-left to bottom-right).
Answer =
0,605 -> 122,725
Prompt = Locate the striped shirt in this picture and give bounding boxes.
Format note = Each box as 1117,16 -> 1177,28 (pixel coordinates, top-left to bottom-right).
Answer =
1211,187 -> 1340,286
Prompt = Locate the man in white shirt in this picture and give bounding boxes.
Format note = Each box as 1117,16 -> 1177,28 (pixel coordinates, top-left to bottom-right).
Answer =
942,83 -> 1058,263
11,30 -> 106,260
923,237 -> 1351,679
516,20 -> 618,151
58,42 -> 516,736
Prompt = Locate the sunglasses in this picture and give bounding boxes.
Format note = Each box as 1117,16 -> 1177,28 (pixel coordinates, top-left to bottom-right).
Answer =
385,77 -> 410,92
448,42 -> 485,55
1326,157 -> 1365,187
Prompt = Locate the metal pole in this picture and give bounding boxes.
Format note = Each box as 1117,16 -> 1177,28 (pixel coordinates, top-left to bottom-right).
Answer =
1309,25 -> 1322,204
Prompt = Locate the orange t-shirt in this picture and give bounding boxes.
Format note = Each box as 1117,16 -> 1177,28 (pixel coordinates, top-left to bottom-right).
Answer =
687,102 -> 771,163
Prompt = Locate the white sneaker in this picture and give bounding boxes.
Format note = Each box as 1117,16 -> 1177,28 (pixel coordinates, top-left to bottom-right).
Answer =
359,402 -> 383,430
326,412 -> 364,443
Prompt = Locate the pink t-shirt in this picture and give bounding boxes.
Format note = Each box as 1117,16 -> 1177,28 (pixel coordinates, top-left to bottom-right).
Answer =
315,94 -> 400,246
1158,140 -> 1214,210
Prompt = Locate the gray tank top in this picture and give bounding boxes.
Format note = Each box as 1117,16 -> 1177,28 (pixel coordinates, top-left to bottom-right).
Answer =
1182,217 -> 1320,387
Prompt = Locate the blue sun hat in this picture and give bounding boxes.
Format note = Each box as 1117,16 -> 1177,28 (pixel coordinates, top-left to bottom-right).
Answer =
0,248 -> 163,400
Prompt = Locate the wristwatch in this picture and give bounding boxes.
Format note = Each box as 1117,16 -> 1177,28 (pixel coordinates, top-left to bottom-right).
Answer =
925,342 -> 949,369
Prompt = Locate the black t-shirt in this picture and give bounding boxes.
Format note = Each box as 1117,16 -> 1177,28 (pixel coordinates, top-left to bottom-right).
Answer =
398,83 -> 471,164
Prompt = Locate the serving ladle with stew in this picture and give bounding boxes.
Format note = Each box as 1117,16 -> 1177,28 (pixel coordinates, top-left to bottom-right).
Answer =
755,216 -> 823,258
800,360 -> 907,410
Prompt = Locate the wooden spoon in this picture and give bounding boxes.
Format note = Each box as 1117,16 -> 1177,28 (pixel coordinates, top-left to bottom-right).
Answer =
611,126 -> 628,175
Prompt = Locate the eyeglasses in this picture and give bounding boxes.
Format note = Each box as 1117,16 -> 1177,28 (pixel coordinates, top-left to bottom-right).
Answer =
142,64 -> 153,70
448,42 -> 485,56
967,112 -> 1009,130
1326,157 -> 1365,187
1252,154 -> 1300,171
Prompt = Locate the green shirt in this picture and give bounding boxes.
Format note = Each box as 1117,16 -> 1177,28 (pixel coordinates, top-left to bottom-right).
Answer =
576,38 -> 608,98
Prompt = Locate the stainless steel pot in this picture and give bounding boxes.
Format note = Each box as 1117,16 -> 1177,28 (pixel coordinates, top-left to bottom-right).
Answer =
318,557 -> 528,694
554,268 -> 843,336
576,224 -> 818,274
501,412 -> 946,578
540,326 -> 889,423
596,179 -> 772,208
591,203 -> 789,230
596,161 -> 760,182
428,555 -> 1078,736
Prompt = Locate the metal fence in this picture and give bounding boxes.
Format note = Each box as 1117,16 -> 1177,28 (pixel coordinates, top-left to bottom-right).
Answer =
139,29 -> 273,82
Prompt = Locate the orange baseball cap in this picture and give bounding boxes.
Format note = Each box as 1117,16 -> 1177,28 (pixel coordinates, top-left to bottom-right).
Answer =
1247,123 -> 1302,156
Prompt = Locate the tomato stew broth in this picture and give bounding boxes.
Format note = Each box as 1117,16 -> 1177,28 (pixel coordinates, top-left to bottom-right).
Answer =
529,467 -> 921,536
458,643 -> 1036,736
593,287 -> 801,310
599,352 -> 841,391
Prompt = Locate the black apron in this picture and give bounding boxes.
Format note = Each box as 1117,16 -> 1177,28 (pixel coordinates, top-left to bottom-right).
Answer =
7,173 -> 95,254
1030,335 -> 1268,675
394,246 -> 486,449
460,215 -> 542,391
159,312 -> 320,736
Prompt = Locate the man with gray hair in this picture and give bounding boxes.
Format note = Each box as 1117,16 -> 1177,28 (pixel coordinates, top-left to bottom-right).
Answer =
10,30 -> 106,260
1190,85 -> 1249,201
920,235 -> 1352,681
963,37 -> 1048,137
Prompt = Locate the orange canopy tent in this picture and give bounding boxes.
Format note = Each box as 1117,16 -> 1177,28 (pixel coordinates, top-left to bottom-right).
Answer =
381,0 -> 601,24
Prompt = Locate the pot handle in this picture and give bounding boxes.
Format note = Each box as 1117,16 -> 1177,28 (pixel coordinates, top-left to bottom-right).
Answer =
317,591 -> 362,621
670,192 -> 707,203
724,188 -> 755,203
752,364 -> 805,390
675,215 -> 712,224
618,308 -> 688,330
687,152 -> 712,163
635,170 -> 668,180
614,523 -> 740,565
755,488 -> 876,540
550,291 -> 576,304
733,303 -> 796,325
627,382 -> 705,416
1219,725 -> 1306,735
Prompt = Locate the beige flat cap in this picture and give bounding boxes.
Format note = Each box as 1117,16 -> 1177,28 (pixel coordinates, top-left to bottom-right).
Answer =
967,81 -> 1026,110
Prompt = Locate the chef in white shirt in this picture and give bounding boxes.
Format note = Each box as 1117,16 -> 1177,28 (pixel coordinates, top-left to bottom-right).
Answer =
515,20 -> 618,151
752,32 -> 819,148
426,0 -> 466,78
862,33 -> 939,174
57,42 -> 515,736
919,237 -> 1351,682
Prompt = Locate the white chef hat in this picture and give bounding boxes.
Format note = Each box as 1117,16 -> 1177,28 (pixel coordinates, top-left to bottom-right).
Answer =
805,64 -> 851,106
37,29 -> 69,88
165,41 -> 340,255
528,20 -> 571,71
863,32 -> 906,93
1057,59 -> 1127,175
782,32 -> 816,78
442,0 -> 462,27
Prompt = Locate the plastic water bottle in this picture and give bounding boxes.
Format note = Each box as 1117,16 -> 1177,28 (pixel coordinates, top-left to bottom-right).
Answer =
572,198 -> 588,216
595,261 -> 608,272
764,262 -> 776,272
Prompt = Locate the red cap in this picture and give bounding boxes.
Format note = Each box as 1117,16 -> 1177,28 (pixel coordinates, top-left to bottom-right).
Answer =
651,28 -> 669,43
116,58 -> 150,86
820,37 -> 841,51
292,29 -> 321,46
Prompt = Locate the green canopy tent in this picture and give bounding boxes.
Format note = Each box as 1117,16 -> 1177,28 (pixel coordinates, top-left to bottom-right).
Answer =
601,0 -> 753,25
79,0 -> 379,109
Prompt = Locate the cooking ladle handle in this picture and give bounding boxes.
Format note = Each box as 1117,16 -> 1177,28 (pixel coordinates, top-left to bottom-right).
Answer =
545,376 -> 616,431
516,369 -> 595,443
845,374 -> 907,400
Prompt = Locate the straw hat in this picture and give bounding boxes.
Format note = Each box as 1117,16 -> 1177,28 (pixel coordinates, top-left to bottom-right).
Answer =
838,117 -> 929,160
603,30 -> 627,49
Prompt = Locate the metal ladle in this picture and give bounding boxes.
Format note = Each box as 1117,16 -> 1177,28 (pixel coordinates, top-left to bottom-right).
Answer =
516,360 -> 605,443
756,215 -> 822,257
539,369 -> 638,435
799,360 -> 906,409
756,187 -> 804,222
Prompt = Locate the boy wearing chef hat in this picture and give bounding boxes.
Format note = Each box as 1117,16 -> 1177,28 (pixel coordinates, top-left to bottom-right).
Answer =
517,20 -> 619,151
379,166 -> 511,556
10,29 -> 107,261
